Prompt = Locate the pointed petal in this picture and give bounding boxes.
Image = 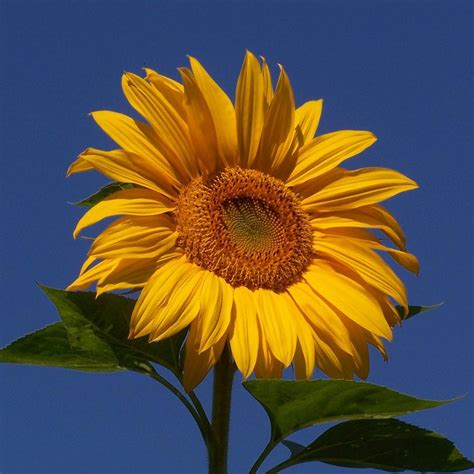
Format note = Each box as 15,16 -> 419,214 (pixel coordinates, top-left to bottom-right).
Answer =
144,68 -> 186,119
295,99 -> 323,144
68,148 -> 175,199
235,51 -> 265,167
256,289 -> 297,366
316,236 -> 408,309
183,322 -> 226,392
97,254 -> 179,296
67,259 -> 117,291
310,204 -> 406,250
288,130 -> 377,186
189,57 -> 237,167
320,229 -> 419,275
366,331 -> 388,361
73,188 -> 174,238
91,111 -> 179,185
122,72 -> 196,179
129,258 -> 196,338
366,205 -> 407,250
79,255 -> 96,276
254,66 -> 296,177
194,273 -> 232,353
288,281 -> 355,356
313,330 -> 353,379
336,315 -> 370,379
67,157 -> 94,174
302,167 -> 418,212
179,68 -> 219,174
290,300 -> 316,379
89,215 -> 176,259
384,247 -> 419,274
229,286 -> 259,378
305,260 -> 392,340
254,321 -> 283,379
148,267 -> 204,343
260,57 -> 273,105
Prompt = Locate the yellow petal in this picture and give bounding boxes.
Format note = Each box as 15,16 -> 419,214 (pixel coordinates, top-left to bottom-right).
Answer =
144,68 -> 186,119
366,331 -> 388,361
79,255 -> 96,276
97,254 -> 179,297
292,167 -> 345,200
229,286 -> 259,378
121,73 -> 196,179
235,51 -> 265,168
385,248 -> 419,274
91,111 -> 179,185
179,68 -> 220,174
261,57 -> 274,105
67,259 -> 117,292
73,188 -> 174,238
305,260 -> 392,340
313,330 -> 353,379
371,291 -> 401,328
194,273 -> 232,353
148,268 -> 204,343
290,302 -> 316,379
288,281 -> 355,356
316,236 -> 408,309
254,321 -> 283,379
319,229 -> 419,275
183,322 -> 226,392
254,66 -> 296,177
68,148 -> 175,199
129,257 -> 196,338
366,205 -> 407,250
295,99 -> 323,144
256,289 -> 297,366
189,57 -> 237,167
336,315 -> 370,380
288,130 -> 377,187
311,204 -> 406,250
67,157 -> 94,174
89,215 -> 176,260
302,167 -> 418,212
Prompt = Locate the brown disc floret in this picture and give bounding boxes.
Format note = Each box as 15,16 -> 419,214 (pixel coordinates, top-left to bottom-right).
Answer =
175,167 -> 313,291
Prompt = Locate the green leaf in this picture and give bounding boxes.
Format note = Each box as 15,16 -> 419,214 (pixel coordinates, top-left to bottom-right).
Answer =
397,303 -> 443,320
72,182 -> 135,207
0,323 -> 121,372
1,288 -> 211,444
39,286 -> 185,376
270,419 -> 474,473
243,379 -> 450,442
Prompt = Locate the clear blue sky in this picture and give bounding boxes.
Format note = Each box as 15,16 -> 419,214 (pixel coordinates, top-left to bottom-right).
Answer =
1,1 -> 472,473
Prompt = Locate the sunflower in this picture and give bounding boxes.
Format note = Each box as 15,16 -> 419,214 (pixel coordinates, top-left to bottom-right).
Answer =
67,52 -> 418,391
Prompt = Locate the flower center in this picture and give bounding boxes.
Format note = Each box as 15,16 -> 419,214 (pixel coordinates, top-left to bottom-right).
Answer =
175,167 -> 313,291
221,197 -> 283,253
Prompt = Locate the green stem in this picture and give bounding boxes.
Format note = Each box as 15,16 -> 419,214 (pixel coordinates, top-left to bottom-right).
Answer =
265,457 -> 295,474
249,439 -> 279,474
148,370 -> 211,445
189,390 -> 213,436
209,346 -> 235,474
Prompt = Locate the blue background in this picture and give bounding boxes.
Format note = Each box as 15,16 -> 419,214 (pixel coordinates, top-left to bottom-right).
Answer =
1,1 -> 472,473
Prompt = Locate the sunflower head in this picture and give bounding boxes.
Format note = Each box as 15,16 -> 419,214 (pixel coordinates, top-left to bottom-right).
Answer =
68,51 -> 419,391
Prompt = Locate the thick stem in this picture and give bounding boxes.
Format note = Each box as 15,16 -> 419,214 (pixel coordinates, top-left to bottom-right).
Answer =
209,346 -> 235,474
